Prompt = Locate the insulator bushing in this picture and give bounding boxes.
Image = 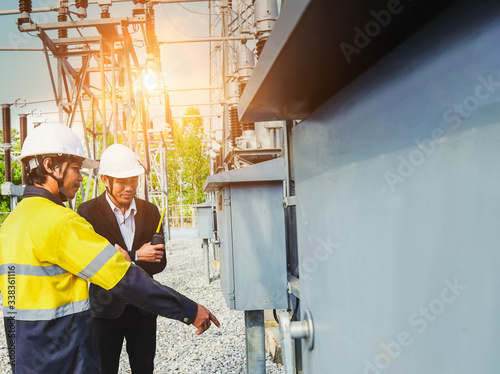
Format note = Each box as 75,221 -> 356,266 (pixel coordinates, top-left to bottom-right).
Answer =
58,13 -> 68,53
133,0 -> 146,16
242,122 -> 255,131
58,13 -> 67,27
2,105 -> 12,183
101,6 -> 110,19
2,106 -> 11,144
75,0 -> 88,19
145,8 -> 157,55
19,114 -> 27,148
256,38 -> 267,58
19,114 -> 28,184
19,0 -> 32,14
237,48 -> 255,79
254,0 -> 278,46
239,81 -> 247,97
229,107 -> 241,146
217,151 -> 222,170
76,0 -> 88,8
18,0 -> 32,24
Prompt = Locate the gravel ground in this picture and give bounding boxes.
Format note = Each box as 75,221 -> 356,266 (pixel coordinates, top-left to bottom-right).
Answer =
0,238 -> 284,374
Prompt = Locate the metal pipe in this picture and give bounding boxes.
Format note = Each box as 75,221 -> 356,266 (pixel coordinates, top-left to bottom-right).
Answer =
160,141 -> 171,243
2,104 -> 12,183
57,58 -> 64,124
12,98 -> 54,106
245,310 -> 266,374
203,238 -> 210,284
168,87 -> 216,92
170,102 -> 219,107
0,48 -> 44,52
0,7 -> 56,16
0,0 -> 215,15
159,36 -> 253,44
0,0 -> 214,16
220,2 -> 230,167
141,107 -> 150,200
111,37 -> 118,143
99,34 -> 107,151
208,0 -> 214,175
19,114 -> 28,185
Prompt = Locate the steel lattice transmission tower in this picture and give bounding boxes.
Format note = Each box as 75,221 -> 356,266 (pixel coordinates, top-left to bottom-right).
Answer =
16,0 -> 173,217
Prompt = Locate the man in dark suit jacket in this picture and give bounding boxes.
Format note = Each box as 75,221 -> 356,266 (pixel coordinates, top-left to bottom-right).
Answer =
77,144 -> 167,374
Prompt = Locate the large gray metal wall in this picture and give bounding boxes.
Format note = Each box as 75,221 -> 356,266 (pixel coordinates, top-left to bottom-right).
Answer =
293,1 -> 500,373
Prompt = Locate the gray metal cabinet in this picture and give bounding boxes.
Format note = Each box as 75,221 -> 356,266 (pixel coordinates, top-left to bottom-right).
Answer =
194,201 -> 213,240
205,158 -> 288,311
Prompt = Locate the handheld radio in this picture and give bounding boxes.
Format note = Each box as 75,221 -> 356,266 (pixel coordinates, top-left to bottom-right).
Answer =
151,208 -> 166,245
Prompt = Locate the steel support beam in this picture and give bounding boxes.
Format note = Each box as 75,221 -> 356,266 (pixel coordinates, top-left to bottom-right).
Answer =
244,310 -> 266,374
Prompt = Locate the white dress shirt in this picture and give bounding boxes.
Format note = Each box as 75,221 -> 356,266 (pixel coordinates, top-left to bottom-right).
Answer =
105,193 -> 137,258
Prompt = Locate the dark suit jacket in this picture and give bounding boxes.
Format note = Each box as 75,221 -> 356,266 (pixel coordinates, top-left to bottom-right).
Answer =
77,193 -> 166,319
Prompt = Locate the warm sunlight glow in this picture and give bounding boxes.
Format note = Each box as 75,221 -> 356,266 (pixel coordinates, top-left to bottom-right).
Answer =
143,69 -> 160,94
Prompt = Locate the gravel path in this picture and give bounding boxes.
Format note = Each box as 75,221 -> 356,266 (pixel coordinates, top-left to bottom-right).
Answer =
0,238 -> 285,374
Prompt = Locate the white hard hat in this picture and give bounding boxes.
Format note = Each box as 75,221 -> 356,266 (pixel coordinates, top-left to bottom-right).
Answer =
20,123 -> 99,170
98,144 -> 144,178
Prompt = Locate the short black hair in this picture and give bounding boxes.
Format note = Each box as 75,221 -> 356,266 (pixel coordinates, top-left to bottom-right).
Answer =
25,155 -> 76,186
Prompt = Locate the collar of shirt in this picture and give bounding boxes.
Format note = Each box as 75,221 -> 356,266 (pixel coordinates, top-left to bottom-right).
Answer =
23,185 -> 65,207
105,192 -> 137,251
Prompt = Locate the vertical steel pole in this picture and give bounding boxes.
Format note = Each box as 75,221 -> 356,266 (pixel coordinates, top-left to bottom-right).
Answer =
2,104 -> 12,183
179,170 -> 184,229
2,104 -> 18,210
57,58 -> 64,124
203,238 -> 210,284
221,4 -> 230,167
161,141 -> 171,243
19,114 -> 28,185
100,35 -> 107,150
245,310 -> 266,374
111,36 -> 118,144
209,0 -> 214,175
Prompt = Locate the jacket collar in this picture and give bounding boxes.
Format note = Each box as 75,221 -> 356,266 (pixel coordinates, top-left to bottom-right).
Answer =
23,186 -> 65,207
95,193 -> 147,252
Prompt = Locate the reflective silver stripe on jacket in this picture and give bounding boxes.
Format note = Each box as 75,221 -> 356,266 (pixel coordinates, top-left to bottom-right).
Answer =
0,263 -> 67,277
3,298 -> 90,321
77,243 -> 117,280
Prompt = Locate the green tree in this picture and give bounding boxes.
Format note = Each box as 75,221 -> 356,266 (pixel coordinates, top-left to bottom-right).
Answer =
166,107 -> 209,207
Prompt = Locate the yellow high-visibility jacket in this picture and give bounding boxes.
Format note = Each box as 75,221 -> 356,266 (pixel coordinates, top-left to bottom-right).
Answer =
0,186 -> 197,373
0,186 -> 129,373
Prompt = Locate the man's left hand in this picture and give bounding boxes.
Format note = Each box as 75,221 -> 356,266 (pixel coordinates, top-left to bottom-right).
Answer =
137,242 -> 164,263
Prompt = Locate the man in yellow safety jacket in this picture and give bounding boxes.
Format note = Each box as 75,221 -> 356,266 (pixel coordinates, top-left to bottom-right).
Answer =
0,123 -> 219,373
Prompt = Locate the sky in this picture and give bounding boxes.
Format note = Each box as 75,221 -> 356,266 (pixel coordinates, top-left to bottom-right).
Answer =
0,0 -> 219,135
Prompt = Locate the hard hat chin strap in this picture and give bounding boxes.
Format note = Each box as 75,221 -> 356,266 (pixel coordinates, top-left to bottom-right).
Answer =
38,155 -> 71,202
105,176 -> 119,202
48,173 -> 69,202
